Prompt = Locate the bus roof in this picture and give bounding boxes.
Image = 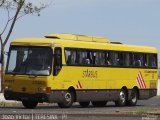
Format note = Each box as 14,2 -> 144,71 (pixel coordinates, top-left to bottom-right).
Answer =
11,34 -> 157,53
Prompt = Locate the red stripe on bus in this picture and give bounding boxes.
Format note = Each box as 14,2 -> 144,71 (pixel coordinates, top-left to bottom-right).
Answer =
139,72 -> 146,88
78,81 -> 82,88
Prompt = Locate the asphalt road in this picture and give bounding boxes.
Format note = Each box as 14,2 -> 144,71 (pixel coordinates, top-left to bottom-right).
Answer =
1,96 -> 160,120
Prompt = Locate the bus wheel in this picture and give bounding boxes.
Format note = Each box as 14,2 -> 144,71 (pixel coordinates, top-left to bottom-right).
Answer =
22,100 -> 38,109
79,102 -> 90,108
115,89 -> 127,107
127,89 -> 138,106
58,91 -> 74,108
92,101 -> 107,107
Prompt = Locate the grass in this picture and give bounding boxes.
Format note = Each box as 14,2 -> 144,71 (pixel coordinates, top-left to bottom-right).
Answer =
135,108 -> 150,115
0,101 -> 6,107
0,100 -> 21,107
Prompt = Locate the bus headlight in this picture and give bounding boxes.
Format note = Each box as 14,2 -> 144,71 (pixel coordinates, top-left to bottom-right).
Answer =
4,86 -> 11,90
38,87 -> 51,93
4,86 -> 9,90
38,87 -> 46,92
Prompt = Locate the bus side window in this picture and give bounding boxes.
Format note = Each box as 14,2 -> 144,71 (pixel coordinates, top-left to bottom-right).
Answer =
117,52 -> 124,66
53,47 -> 62,76
144,54 -> 148,67
133,53 -> 143,67
65,49 -> 76,65
94,51 -> 105,66
129,53 -> 134,66
109,51 -> 116,66
105,52 -> 111,65
148,54 -> 157,68
78,50 -> 91,65
124,52 -> 130,67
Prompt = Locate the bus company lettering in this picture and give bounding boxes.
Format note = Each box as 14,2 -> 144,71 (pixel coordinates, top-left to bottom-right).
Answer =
144,70 -> 157,74
82,69 -> 97,78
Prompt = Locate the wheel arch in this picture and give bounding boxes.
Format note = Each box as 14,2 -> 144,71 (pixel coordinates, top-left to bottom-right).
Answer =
67,86 -> 77,102
121,86 -> 128,94
121,86 -> 128,99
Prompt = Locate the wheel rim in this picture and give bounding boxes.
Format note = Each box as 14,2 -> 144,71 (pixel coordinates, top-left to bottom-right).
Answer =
65,92 -> 72,103
131,92 -> 137,103
120,91 -> 126,104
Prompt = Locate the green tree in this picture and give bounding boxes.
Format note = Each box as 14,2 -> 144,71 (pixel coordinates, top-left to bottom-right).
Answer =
0,0 -> 46,92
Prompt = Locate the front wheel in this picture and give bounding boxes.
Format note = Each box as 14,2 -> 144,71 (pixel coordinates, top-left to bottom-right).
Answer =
58,91 -> 74,108
22,100 -> 38,109
127,89 -> 138,106
115,89 -> 127,107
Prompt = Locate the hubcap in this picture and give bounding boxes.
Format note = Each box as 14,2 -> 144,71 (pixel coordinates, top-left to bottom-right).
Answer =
120,91 -> 126,103
65,92 -> 72,103
131,92 -> 137,103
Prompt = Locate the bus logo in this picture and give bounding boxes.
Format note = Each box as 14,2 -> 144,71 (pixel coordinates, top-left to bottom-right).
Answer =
136,72 -> 146,89
76,81 -> 82,89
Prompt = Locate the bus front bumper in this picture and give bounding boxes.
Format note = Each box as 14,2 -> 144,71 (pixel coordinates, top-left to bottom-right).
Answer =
4,90 -> 65,103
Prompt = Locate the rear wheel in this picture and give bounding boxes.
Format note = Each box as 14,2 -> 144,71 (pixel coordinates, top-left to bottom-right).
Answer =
92,101 -> 107,107
79,102 -> 90,108
115,89 -> 127,107
58,91 -> 74,108
127,89 -> 138,106
22,100 -> 38,109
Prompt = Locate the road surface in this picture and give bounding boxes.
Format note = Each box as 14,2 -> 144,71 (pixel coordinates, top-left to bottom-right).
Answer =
0,96 -> 160,120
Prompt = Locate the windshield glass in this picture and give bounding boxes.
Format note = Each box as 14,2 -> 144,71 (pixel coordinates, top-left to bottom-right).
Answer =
6,46 -> 52,76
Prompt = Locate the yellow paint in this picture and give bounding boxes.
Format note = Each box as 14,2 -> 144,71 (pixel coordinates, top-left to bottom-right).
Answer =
4,34 -> 158,94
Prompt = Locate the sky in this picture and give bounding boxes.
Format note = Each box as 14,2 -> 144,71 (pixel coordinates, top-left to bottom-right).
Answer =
1,0 -> 160,55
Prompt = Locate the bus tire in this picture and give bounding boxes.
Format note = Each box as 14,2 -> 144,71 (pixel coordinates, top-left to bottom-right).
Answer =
127,89 -> 138,106
92,101 -> 107,107
22,100 -> 38,109
115,89 -> 127,107
79,102 -> 90,108
58,91 -> 74,108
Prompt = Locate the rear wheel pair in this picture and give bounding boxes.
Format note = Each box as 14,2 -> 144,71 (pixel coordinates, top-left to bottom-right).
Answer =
115,89 -> 138,106
127,89 -> 138,106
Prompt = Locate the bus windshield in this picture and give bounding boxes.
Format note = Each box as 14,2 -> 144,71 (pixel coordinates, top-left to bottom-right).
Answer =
6,46 -> 52,76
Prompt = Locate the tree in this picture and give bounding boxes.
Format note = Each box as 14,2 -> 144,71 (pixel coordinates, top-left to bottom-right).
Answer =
0,0 -> 46,92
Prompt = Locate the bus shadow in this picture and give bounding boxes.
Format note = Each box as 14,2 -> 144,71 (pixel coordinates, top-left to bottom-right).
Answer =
0,102 -> 145,109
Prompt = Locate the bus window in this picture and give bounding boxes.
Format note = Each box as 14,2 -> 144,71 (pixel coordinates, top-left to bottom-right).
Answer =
65,49 -> 93,66
133,53 -> 144,67
65,50 -> 70,64
54,47 -> 62,76
148,54 -> 157,68
128,53 -> 134,67
78,50 -> 92,65
111,52 -> 121,66
105,52 -> 111,65
7,48 -> 28,73
144,54 -> 148,67
94,51 -> 105,66
117,52 -> 124,66
6,47 -> 52,75
65,49 -> 76,65
109,51 -> 117,66
123,53 -> 130,67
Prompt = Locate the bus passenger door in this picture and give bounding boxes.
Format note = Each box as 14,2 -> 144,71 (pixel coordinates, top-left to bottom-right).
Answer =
53,47 -> 62,76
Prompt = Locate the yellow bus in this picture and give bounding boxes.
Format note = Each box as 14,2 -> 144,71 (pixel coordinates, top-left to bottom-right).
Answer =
4,34 -> 158,108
